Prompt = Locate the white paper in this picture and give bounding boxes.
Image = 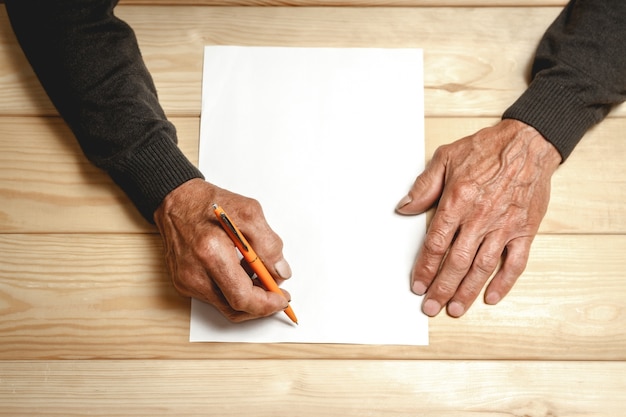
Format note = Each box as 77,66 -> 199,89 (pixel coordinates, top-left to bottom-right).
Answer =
192,46 -> 428,345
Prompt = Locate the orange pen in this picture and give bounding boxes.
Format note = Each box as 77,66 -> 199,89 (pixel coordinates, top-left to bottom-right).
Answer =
212,204 -> 298,324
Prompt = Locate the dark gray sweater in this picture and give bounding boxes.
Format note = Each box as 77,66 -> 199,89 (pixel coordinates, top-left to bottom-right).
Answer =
5,0 -> 626,222
503,0 -> 626,160
6,0 -> 203,222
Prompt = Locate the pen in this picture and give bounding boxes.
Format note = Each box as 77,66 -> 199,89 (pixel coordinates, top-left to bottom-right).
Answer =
212,204 -> 298,324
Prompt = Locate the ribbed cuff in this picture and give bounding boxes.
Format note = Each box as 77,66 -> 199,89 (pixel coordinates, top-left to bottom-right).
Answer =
502,77 -> 599,161
109,137 -> 204,223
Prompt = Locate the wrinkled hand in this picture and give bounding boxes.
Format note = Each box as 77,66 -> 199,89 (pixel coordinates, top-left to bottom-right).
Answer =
396,119 -> 561,317
154,178 -> 292,322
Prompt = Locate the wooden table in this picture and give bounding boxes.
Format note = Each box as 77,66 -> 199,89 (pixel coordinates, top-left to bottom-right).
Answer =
1,1 -> 625,415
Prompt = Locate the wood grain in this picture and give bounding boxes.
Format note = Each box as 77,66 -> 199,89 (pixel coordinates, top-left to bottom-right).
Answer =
5,6 -> 622,118
1,360 -> 625,416
0,2 -> 624,414
0,0 -> 573,6
121,0 -> 569,6
1,233 -> 624,360
1,116 -> 624,234
0,117 -> 199,233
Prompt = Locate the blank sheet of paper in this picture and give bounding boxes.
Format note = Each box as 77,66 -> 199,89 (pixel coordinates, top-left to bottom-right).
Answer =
191,46 -> 428,345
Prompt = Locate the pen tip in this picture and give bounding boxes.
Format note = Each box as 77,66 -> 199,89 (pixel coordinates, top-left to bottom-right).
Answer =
211,203 -> 218,209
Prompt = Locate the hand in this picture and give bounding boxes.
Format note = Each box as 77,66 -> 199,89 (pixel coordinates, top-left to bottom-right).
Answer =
396,119 -> 561,317
153,178 -> 292,322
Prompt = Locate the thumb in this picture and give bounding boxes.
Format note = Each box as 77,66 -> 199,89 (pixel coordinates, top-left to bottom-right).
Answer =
395,155 -> 446,215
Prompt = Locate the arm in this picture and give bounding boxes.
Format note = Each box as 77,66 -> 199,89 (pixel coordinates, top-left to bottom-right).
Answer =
397,0 -> 626,317
503,0 -> 626,160
6,0 -> 292,321
5,0 -> 201,220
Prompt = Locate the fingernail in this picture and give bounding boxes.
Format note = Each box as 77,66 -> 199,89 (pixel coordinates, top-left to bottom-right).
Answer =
485,291 -> 501,305
274,258 -> 292,279
422,299 -> 441,317
447,301 -> 465,317
412,281 -> 427,295
396,195 -> 412,210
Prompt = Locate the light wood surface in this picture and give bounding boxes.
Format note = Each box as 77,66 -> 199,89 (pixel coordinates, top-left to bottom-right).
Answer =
6,6 -> 626,119
121,0 -> 569,5
0,1 -> 573,9
0,2 -> 624,416
2,360 -> 625,416
0,0 -> 570,5
1,233 -> 624,360
2,116 -> 625,234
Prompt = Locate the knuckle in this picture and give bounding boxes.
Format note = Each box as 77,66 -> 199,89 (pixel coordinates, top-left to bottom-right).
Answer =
413,255 -> 440,279
239,197 -> 264,221
473,251 -> 501,276
505,247 -> 530,276
195,236 -> 227,266
224,311 -> 247,323
203,235 -> 223,257
430,279 -> 458,298
449,246 -> 474,268
449,184 -> 475,204
423,229 -> 450,257
437,209 -> 458,229
459,277 -> 486,299
264,232 -> 284,254
227,288 -> 253,313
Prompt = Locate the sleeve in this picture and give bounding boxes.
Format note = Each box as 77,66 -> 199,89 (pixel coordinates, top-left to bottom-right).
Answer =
5,0 -> 204,222
502,0 -> 626,161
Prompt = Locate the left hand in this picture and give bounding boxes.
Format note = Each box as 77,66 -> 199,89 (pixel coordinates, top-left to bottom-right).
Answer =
396,119 -> 561,317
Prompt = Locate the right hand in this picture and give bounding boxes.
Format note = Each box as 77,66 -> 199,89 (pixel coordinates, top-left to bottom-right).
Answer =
153,178 -> 293,322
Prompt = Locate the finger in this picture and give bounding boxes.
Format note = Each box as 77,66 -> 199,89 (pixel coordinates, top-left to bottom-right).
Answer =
213,282 -> 293,323
420,226 -> 482,317
396,147 -> 447,215
250,274 -> 293,301
169,261 -> 257,322
484,237 -> 532,305
447,234 -> 506,317
411,209 -> 459,297
230,200 -> 293,281
166,238 -> 265,321
202,235 -> 290,318
240,253 -> 289,286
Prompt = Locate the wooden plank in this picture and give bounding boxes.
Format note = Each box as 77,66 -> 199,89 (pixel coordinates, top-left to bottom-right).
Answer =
1,360 -> 624,416
4,6 -> 621,118
121,0 -> 569,6
0,0 -> 570,5
1,116 -> 625,234
0,117 -> 198,233
2,5 -> 622,415
0,233 -> 624,360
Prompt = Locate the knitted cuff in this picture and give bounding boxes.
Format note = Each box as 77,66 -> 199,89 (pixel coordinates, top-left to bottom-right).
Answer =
109,137 -> 204,223
502,77 -> 600,161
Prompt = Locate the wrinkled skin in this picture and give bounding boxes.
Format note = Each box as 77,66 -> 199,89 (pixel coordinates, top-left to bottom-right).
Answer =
154,120 -> 560,322
396,119 -> 562,317
154,179 -> 292,322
